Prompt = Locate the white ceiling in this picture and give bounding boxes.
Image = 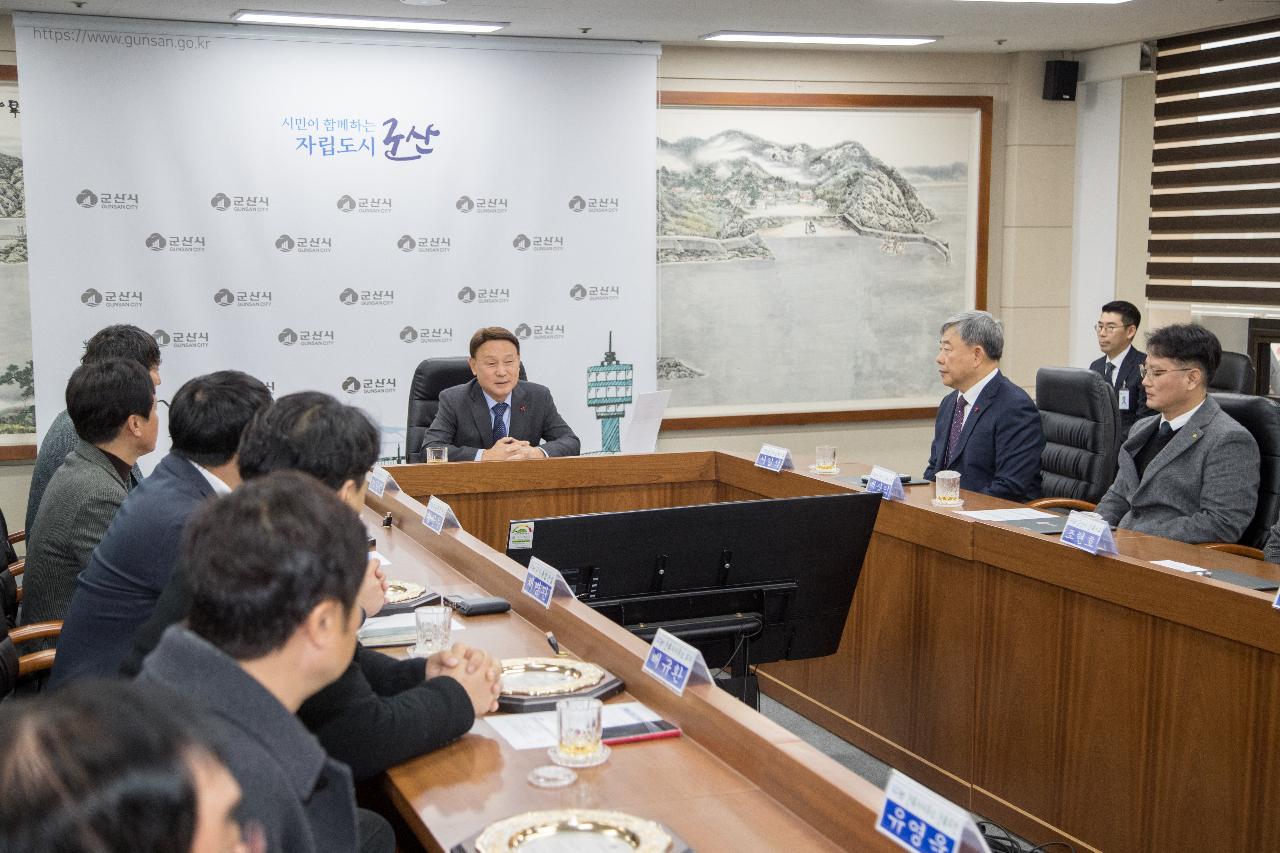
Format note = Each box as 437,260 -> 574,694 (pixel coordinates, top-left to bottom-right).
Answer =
1,0 -> 1278,53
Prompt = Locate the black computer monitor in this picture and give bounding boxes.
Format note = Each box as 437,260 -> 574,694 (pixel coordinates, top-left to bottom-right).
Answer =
505,492 -> 881,669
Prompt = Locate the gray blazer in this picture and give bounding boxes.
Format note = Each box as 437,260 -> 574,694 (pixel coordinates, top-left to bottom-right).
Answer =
26,409 -> 141,533
1095,395 -> 1259,544
20,440 -> 135,625
423,379 -> 580,460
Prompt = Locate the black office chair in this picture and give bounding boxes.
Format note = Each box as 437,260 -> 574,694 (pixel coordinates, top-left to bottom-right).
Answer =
1034,367 -> 1123,505
1209,392 -> 1280,551
1210,351 -> 1255,395
405,357 -> 527,462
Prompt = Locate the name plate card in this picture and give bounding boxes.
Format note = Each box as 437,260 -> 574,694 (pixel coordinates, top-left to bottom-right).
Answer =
367,467 -> 401,498
754,443 -> 794,473
520,556 -> 573,609
1060,510 -> 1117,555
865,465 -> 906,501
877,771 -> 967,853
421,496 -> 460,534
643,628 -> 712,696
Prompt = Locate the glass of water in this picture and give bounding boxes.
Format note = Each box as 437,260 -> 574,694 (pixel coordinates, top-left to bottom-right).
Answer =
549,697 -> 610,767
412,605 -> 451,658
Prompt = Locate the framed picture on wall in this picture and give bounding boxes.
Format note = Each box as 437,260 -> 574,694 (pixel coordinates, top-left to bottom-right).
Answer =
656,92 -> 992,430
0,65 -> 30,459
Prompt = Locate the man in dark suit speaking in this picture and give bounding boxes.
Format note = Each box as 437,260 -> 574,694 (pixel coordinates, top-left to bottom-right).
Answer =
423,326 -> 580,461
924,310 -> 1045,503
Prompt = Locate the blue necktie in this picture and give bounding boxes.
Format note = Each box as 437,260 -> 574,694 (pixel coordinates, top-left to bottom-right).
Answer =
490,402 -> 508,446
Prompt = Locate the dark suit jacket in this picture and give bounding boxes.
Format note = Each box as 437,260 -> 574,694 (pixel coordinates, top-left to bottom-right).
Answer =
139,627 -> 359,853
422,379 -> 579,460
1090,347 -> 1153,439
924,371 -> 1045,503
49,452 -> 216,688
1095,395 -> 1259,544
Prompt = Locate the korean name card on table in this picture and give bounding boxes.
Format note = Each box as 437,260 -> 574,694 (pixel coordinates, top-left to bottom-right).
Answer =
865,465 -> 906,501
1060,510 -> 1118,555
421,496 -> 460,534
643,628 -> 712,696
521,557 -> 573,609
754,443 -> 794,472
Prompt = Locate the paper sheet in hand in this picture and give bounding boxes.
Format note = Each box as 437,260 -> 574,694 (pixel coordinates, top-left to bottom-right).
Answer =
621,389 -> 671,454
482,701 -> 661,750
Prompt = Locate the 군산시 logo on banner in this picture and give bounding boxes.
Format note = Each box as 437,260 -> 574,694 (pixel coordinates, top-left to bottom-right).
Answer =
456,195 -> 507,214
399,326 -> 453,345
77,188 -> 138,210
213,288 -> 271,308
278,327 -> 334,347
338,288 -> 394,307
211,193 -> 269,213
515,323 -> 566,341
81,288 -> 142,309
568,194 -> 619,214
397,234 -> 451,253
153,328 -> 210,349
337,194 -> 391,214
276,234 -> 332,254
569,283 -> 622,302
146,232 -> 205,253
456,286 -> 509,305
342,376 -> 398,395
513,233 -> 564,252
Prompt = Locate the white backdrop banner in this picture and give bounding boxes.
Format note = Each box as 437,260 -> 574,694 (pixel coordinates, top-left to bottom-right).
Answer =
15,13 -> 657,465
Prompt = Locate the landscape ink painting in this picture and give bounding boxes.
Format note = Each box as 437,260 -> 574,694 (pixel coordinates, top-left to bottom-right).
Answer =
657,101 -> 985,416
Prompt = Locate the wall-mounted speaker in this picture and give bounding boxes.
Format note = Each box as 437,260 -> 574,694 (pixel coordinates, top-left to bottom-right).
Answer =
1042,60 -> 1079,102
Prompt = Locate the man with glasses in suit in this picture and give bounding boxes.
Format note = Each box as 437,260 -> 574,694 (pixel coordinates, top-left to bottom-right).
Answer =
1095,323 -> 1259,544
1089,300 -> 1154,438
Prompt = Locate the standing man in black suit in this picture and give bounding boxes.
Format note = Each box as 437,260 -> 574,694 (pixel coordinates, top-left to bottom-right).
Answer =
1090,300 -> 1153,439
423,326 -> 580,461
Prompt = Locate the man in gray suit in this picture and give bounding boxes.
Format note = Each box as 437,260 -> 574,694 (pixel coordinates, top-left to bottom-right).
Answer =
423,326 -> 579,461
21,358 -> 159,627
25,324 -> 161,534
1095,324 -> 1259,544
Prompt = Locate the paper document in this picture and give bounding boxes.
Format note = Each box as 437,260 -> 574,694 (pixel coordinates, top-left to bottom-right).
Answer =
1152,559 -> 1210,575
482,701 -> 661,750
371,550 -> 391,567
953,508 -> 1057,521
356,612 -> 465,646
621,390 -> 671,454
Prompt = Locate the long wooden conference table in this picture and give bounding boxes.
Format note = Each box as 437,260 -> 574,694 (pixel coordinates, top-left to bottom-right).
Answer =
375,451 -> 1280,852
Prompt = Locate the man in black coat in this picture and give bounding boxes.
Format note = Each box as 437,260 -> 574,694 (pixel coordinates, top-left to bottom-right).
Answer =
1089,300 -> 1154,439
128,391 -> 501,780
139,473 -> 379,852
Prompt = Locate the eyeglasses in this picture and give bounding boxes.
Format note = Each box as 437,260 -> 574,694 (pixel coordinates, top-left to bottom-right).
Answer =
1137,364 -> 1194,379
1094,323 -> 1131,333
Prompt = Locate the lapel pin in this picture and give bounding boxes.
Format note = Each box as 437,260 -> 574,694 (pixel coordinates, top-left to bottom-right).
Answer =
519,404 -> 527,413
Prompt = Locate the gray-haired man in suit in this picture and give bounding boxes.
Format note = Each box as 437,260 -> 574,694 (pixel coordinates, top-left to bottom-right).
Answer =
21,358 -> 159,628
423,326 -> 579,461
1095,324 -> 1259,544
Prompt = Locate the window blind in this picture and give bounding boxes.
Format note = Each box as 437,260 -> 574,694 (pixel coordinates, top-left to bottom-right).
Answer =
1148,17 -> 1280,304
